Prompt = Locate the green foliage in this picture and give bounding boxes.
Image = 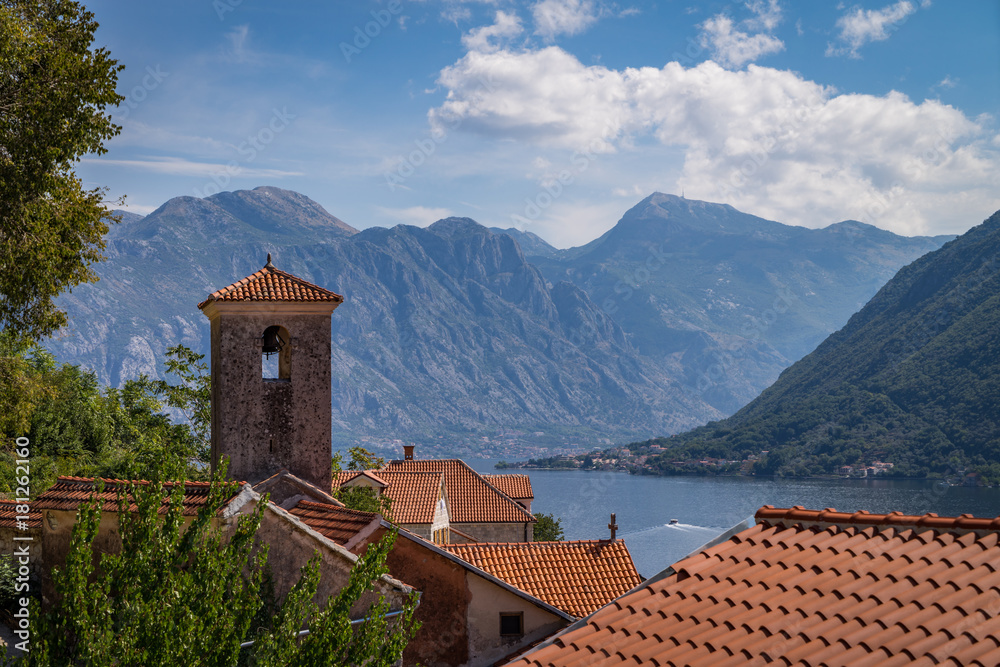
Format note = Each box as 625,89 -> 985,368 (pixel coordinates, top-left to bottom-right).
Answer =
331,447 -> 393,518
332,446 -> 385,472
0,555 -> 17,612
151,345 -> 211,465
336,486 -> 394,519
533,513 -> 564,541
22,465 -> 420,666
0,0 -> 124,342
0,343 -> 210,496
616,212 -> 1000,481
249,532 -> 419,667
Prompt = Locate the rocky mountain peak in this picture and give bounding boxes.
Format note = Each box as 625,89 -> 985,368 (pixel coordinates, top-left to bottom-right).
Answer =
427,216 -> 490,240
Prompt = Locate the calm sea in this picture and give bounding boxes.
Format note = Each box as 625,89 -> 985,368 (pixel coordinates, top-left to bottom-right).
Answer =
466,459 -> 1000,578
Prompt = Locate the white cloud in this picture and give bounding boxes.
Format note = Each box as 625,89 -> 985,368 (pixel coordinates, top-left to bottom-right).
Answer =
377,206 -> 455,227
532,0 -> 599,40
527,199 -> 632,248
431,48 -> 1000,236
744,0 -> 782,31
934,75 -> 957,90
117,202 -> 159,215
80,156 -> 304,179
432,47 -> 628,152
612,184 -> 645,197
462,10 -> 523,52
698,0 -> 784,69
827,1 -> 917,58
224,25 -> 255,63
699,15 -> 784,68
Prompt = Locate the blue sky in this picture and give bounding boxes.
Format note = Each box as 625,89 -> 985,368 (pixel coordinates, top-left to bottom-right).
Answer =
80,0 -> 1000,247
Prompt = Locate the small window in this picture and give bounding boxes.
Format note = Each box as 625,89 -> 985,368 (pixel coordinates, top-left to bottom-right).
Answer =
499,612 -> 524,637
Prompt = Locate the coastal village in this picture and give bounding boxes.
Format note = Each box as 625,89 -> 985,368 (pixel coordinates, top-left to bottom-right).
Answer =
5,260 -> 1000,666
509,446 -> 900,478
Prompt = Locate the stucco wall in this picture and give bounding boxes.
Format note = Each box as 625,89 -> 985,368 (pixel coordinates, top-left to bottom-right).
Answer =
452,522 -> 532,543
40,509 -> 124,605
40,508 -> 207,606
255,504 -> 409,615
362,526 -> 471,667
466,574 -> 567,667
356,526 -> 566,667
40,501 -> 409,619
206,304 -> 334,490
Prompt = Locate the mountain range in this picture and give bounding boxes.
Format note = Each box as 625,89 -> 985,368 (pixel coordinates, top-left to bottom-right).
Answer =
644,209 -> 1000,479
48,186 -> 951,456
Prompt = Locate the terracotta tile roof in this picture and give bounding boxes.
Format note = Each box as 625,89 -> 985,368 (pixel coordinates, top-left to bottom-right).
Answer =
0,500 -> 41,529
333,470 -> 444,525
510,506 -> 1000,667
33,476 -> 246,516
198,259 -> 343,309
382,459 -> 535,524
484,474 -> 534,500
287,500 -> 380,545
444,540 -> 642,618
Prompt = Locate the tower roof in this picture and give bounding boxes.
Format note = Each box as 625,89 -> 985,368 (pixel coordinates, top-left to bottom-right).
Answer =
198,254 -> 343,309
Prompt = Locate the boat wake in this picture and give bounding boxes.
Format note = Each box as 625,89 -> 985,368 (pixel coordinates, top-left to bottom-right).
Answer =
662,522 -> 719,533
622,522 -> 720,538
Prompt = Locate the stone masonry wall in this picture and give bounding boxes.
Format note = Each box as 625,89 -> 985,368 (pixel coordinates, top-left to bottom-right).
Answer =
210,308 -> 333,490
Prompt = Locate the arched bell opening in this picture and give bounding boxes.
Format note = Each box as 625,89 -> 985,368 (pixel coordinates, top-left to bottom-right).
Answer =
261,325 -> 291,380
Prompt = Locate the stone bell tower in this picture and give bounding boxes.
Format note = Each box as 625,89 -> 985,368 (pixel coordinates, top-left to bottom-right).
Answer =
198,255 -> 342,489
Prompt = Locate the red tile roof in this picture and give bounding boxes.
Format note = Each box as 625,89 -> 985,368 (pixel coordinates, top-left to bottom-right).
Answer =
287,500 -> 380,545
334,470 -> 444,525
444,540 -> 642,618
198,260 -> 343,309
382,459 -> 534,524
484,474 -> 534,500
0,500 -> 41,529
510,506 -> 1000,666
33,476 -> 246,516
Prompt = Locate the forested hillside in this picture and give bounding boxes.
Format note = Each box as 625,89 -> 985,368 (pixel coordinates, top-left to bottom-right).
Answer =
641,209 -> 1000,480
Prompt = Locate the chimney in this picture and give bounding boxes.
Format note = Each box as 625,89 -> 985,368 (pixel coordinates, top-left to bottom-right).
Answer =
403,445 -> 415,461
608,513 -> 618,541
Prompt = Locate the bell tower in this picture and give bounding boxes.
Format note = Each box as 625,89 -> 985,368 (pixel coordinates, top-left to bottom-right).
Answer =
198,255 -> 342,489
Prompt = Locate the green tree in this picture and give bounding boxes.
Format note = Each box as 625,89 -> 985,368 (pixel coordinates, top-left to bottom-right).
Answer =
332,446 -> 385,472
0,343 -> 209,496
533,512 -> 564,541
0,0 -> 124,342
331,447 -> 392,518
151,344 -> 211,465
22,466 -> 420,666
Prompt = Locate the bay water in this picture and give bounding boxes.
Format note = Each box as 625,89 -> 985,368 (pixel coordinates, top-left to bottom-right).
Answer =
466,459 -> 1000,578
